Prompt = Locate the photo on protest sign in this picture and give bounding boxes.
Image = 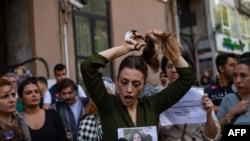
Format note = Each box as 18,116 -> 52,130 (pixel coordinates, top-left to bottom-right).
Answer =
117,126 -> 158,141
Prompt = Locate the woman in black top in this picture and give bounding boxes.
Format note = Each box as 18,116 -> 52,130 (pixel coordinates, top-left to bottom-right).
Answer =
18,78 -> 67,141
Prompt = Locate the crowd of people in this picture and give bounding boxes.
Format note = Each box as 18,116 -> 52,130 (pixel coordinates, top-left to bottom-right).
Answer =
0,29 -> 250,141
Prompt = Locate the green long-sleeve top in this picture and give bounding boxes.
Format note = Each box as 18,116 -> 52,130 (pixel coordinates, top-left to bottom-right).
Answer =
80,54 -> 196,141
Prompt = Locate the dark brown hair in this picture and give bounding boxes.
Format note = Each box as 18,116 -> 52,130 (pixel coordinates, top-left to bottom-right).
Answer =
129,132 -> 145,141
54,64 -> 66,74
58,78 -> 78,93
142,37 -> 160,72
118,55 -> 148,81
216,53 -> 238,73
237,58 -> 250,69
17,78 -> 39,98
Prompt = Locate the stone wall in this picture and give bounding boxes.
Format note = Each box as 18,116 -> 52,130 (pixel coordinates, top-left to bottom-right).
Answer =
6,0 -> 32,69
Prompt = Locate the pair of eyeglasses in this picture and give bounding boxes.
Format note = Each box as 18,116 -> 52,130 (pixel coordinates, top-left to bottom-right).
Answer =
3,130 -> 15,140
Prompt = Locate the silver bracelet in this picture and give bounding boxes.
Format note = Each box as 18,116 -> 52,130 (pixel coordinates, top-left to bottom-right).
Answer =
225,115 -> 231,124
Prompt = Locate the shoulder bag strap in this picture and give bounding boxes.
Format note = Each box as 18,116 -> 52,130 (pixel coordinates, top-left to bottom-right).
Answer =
180,124 -> 187,141
229,93 -> 242,125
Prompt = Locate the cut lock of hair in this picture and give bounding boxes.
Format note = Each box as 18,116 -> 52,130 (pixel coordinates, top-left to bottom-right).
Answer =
118,31 -> 181,80
142,36 -> 160,72
142,32 -> 181,72
157,32 -> 182,61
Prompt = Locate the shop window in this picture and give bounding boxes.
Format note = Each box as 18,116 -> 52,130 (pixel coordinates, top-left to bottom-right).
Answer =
212,1 -> 237,37
239,13 -> 250,39
229,6 -> 237,37
80,0 -> 107,16
221,5 -> 229,33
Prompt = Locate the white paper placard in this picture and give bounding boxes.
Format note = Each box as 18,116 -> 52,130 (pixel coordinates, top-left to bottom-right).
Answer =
160,87 -> 206,126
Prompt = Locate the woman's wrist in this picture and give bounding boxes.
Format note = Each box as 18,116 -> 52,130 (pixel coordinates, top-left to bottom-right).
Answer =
225,114 -> 231,124
225,111 -> 235,124
98,45 -> 130,60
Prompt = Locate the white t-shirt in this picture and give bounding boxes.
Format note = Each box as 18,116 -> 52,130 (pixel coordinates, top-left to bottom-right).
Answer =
69,98 -> 83,124
43,90 -> 51,104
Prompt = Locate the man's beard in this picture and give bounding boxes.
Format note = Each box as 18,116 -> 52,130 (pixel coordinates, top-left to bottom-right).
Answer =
225,73 -> 233,82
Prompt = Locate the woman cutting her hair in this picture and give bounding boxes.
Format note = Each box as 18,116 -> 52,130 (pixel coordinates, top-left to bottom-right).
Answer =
80,29 -> 196,140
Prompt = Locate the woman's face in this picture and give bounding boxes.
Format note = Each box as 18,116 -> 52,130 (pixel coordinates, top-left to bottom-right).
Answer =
0,85 -> 16,114
233,64 -> 250,95
21,84 -> 41,107
166,60 -> 179,83
133,133 -> 142,141
117,68 -> 145,107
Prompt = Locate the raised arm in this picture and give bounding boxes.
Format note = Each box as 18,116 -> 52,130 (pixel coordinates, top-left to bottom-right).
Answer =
99,31 -> 146,60
145,29 -> 196,112
202,94 -> 221,140
172,56 -> 189,68
80,30 -> 145,105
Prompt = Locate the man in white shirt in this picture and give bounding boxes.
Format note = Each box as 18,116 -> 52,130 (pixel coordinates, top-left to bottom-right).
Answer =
57,78 -> 88,141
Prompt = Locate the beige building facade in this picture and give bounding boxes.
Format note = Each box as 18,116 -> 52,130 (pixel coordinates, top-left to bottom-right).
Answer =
0,0 -> 177,86
3,0 -> 248,87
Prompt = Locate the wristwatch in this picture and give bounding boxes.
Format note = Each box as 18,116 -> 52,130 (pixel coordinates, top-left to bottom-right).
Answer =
225,115 -> 231,124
